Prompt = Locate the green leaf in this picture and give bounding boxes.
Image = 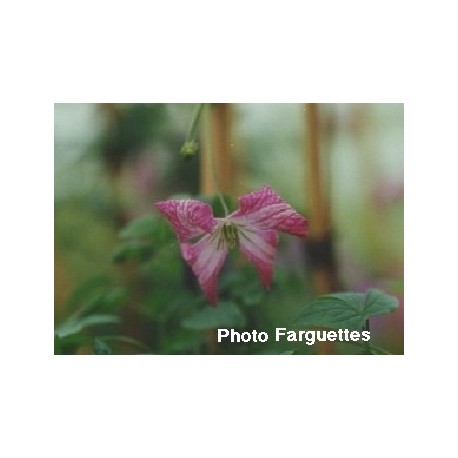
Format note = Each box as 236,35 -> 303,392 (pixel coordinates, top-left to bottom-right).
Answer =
55,314 -> 120,338
67,285 -> 127,318
181,301 -> 246,331
112,240 -> 154,263
294,289 -> 399,330
362,289 -> 399,317
114,214 -> 175,263
119,215 -> 158,240
119,214 -> 174,244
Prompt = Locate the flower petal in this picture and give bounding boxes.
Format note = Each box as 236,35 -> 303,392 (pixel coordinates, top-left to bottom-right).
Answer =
238,227 -> 279,289
180,233 -> 228,305
155,199 -> 216,242
230,185 -> 309,237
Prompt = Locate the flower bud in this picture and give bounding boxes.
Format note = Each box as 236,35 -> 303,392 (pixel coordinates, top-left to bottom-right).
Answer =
180,140 -> 199,159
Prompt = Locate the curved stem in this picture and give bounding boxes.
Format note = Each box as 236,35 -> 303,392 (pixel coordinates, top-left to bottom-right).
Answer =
203,104 -> 230,217
187,103 -> 204,141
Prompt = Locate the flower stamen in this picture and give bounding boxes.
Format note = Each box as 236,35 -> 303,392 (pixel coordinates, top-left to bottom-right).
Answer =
218,221 -> 240,250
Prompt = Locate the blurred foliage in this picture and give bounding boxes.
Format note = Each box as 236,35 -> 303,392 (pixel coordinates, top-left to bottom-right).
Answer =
97,103 -> 167,168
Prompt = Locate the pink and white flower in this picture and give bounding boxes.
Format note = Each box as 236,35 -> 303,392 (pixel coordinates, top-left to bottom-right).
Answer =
155,185 -> 309,305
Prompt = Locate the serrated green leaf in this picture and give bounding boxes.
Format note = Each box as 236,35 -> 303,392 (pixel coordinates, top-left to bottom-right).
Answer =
181,301 -> 246,331
294,289 -> 399,330
362,289 -> 399,317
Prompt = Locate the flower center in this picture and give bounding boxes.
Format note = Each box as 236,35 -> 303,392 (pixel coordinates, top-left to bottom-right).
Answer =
218,221 -> 240,249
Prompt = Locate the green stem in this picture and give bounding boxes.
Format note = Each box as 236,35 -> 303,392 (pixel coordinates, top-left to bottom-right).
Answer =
187,103 -> 204,141
203,104 -> 230,217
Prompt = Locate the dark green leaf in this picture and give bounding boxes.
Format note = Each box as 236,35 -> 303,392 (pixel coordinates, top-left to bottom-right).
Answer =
112,240 -> 154,263
181,301 -> 246,331
119,215 -> 158,240
114,214 -> 175,263
294,289 -> 399,330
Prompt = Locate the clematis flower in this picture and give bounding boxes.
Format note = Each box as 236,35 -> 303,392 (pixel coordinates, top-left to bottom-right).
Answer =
155,185 -> 309,305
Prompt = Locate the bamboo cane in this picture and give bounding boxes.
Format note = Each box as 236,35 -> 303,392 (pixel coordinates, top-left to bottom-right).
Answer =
200,104 -> 234,353
304,103 -> 339,354
200,104 -> 234,196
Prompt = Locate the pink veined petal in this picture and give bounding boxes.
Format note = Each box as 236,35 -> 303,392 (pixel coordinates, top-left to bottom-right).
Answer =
180,233 -> 228,305
238,228 -> 279,289
230,185 -> 309,237
155,199 -> 216,242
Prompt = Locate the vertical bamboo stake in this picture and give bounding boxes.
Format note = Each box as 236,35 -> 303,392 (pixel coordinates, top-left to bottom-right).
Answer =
306,104 -> 329,235
304,103 -> 338,354
200,104 -> 234,196
200,104 -> 233,354
304,103 -> 336,291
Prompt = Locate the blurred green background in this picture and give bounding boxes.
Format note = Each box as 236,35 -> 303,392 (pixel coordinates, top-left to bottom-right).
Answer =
54,103 -> 403,355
